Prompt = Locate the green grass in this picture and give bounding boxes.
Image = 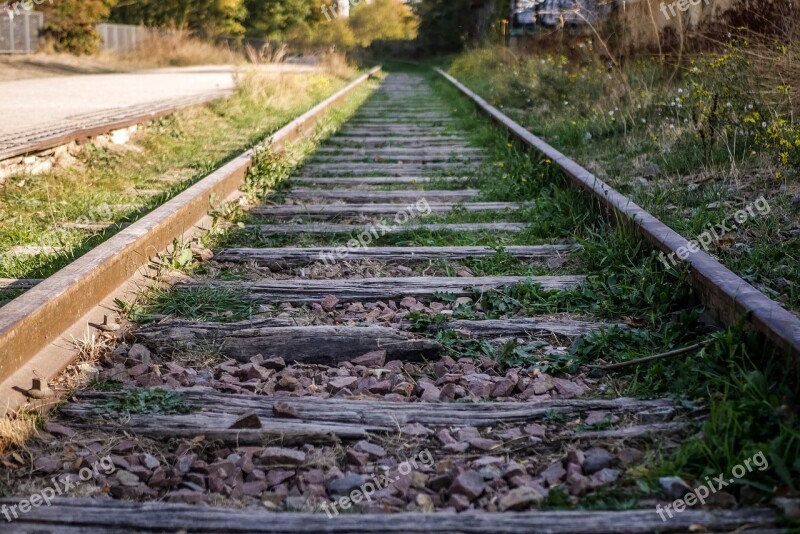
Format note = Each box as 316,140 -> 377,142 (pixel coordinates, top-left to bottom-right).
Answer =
96,389 -> 193,415
0,70 -> 358,283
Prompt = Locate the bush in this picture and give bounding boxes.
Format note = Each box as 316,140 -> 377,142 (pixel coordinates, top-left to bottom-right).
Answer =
40,0 -> 117,54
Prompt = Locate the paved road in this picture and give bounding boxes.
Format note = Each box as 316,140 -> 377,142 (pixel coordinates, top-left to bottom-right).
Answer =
0,65 -> 237,138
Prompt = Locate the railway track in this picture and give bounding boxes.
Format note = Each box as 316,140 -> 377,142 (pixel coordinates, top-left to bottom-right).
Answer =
0,72 -> 792,532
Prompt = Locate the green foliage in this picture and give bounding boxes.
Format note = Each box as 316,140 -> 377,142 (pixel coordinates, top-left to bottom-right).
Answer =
285,0 -> 417,51
243,0 -> 319,39
349,0 -> 417,47
96,389 -> 193,415
414,0 -> 485,53
110,0 -> 246,37
41,0 -> 117,54
664,328 -> 800,496
124,285 -> 255,323
241,147 -> 292,204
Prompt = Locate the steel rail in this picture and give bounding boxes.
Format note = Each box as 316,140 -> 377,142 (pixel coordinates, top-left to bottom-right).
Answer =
436,67 -> 800,362
0,67 -> 381,414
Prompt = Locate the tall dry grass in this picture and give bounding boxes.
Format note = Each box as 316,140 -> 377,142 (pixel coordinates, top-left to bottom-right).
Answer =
116,31 -> 243,68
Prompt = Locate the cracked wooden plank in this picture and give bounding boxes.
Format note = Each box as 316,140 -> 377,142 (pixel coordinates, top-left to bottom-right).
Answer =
248,222 -> 528,235
0,499 -> 779,533
184,276 -> 585,304
250,202 -> 534,219
134,323 -> 441,363
288,189 -> 478,203
215,245 -> 578,267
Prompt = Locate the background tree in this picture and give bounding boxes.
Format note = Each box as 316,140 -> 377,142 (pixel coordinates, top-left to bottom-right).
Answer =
243,0 -> 321,40
110,0 -> 246,37
415,0 -> 500,53
40,0 -> 118,54
349,0 -> 418,47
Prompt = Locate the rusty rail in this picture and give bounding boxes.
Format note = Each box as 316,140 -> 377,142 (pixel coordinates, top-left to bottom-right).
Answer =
436,68 -> 800,361
0,67 -> 380,413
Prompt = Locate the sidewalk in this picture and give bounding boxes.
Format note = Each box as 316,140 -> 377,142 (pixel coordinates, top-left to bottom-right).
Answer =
0,65 -> 237,157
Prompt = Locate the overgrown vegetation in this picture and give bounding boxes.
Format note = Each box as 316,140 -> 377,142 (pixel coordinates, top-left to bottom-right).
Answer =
438,22 -> 799,505
447,37 -> 799,315
96,389 -> 193,415
0,68 -> 354,286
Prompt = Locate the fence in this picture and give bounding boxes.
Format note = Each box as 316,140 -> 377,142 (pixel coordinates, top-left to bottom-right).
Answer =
0,11 -> 43,54
97,23 -> 154,53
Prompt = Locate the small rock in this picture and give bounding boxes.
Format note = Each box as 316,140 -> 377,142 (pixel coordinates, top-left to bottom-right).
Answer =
659,476 -> 692,500
492,378 -> 516,397
266,470 -> 294,487
617,447 -> 644,466
449,470 -> 485,501
277,375 -> 300,391
351,350 -> 386,367
448,493 -> 471,511
582,447 -> 613,475
321,295 -> 339,312
33,456 -> 62,474
467,437 -> 500,451
436,429 -> 456,445
327,473 -> 368,496
466,379 -> 493,399
344,449 -> 369,467
261,447 -> 306,466
353,440 -> 386,458
400,423 -> 432,437
114,470 -> 140,487
546,256 -> 568,270
589,468 -> 620,488
566,472 -> 590,496
439,383 -> 457,401
498,486 -> 544,511
400,297 -> 418,309
141,453 -> 160,470
443,442 -> 470,453
273,401 -> 299,418
262,357 -> 286,371
392,382 -> 415,397
566,449 -> 585,467
44,422 -> 77,438
541,462 -> 566,485
584,411 -> 610,426
327,376 -> 358,393
419,383 -> 441,402
522,424 -> 546,439
127,363 -> 150,377
127,344 -> 152,363
240,481 -> 268,496
551,377 -> 586,398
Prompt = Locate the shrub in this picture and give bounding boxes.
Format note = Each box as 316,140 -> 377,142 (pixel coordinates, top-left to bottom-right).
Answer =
40,0 -> 117,54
